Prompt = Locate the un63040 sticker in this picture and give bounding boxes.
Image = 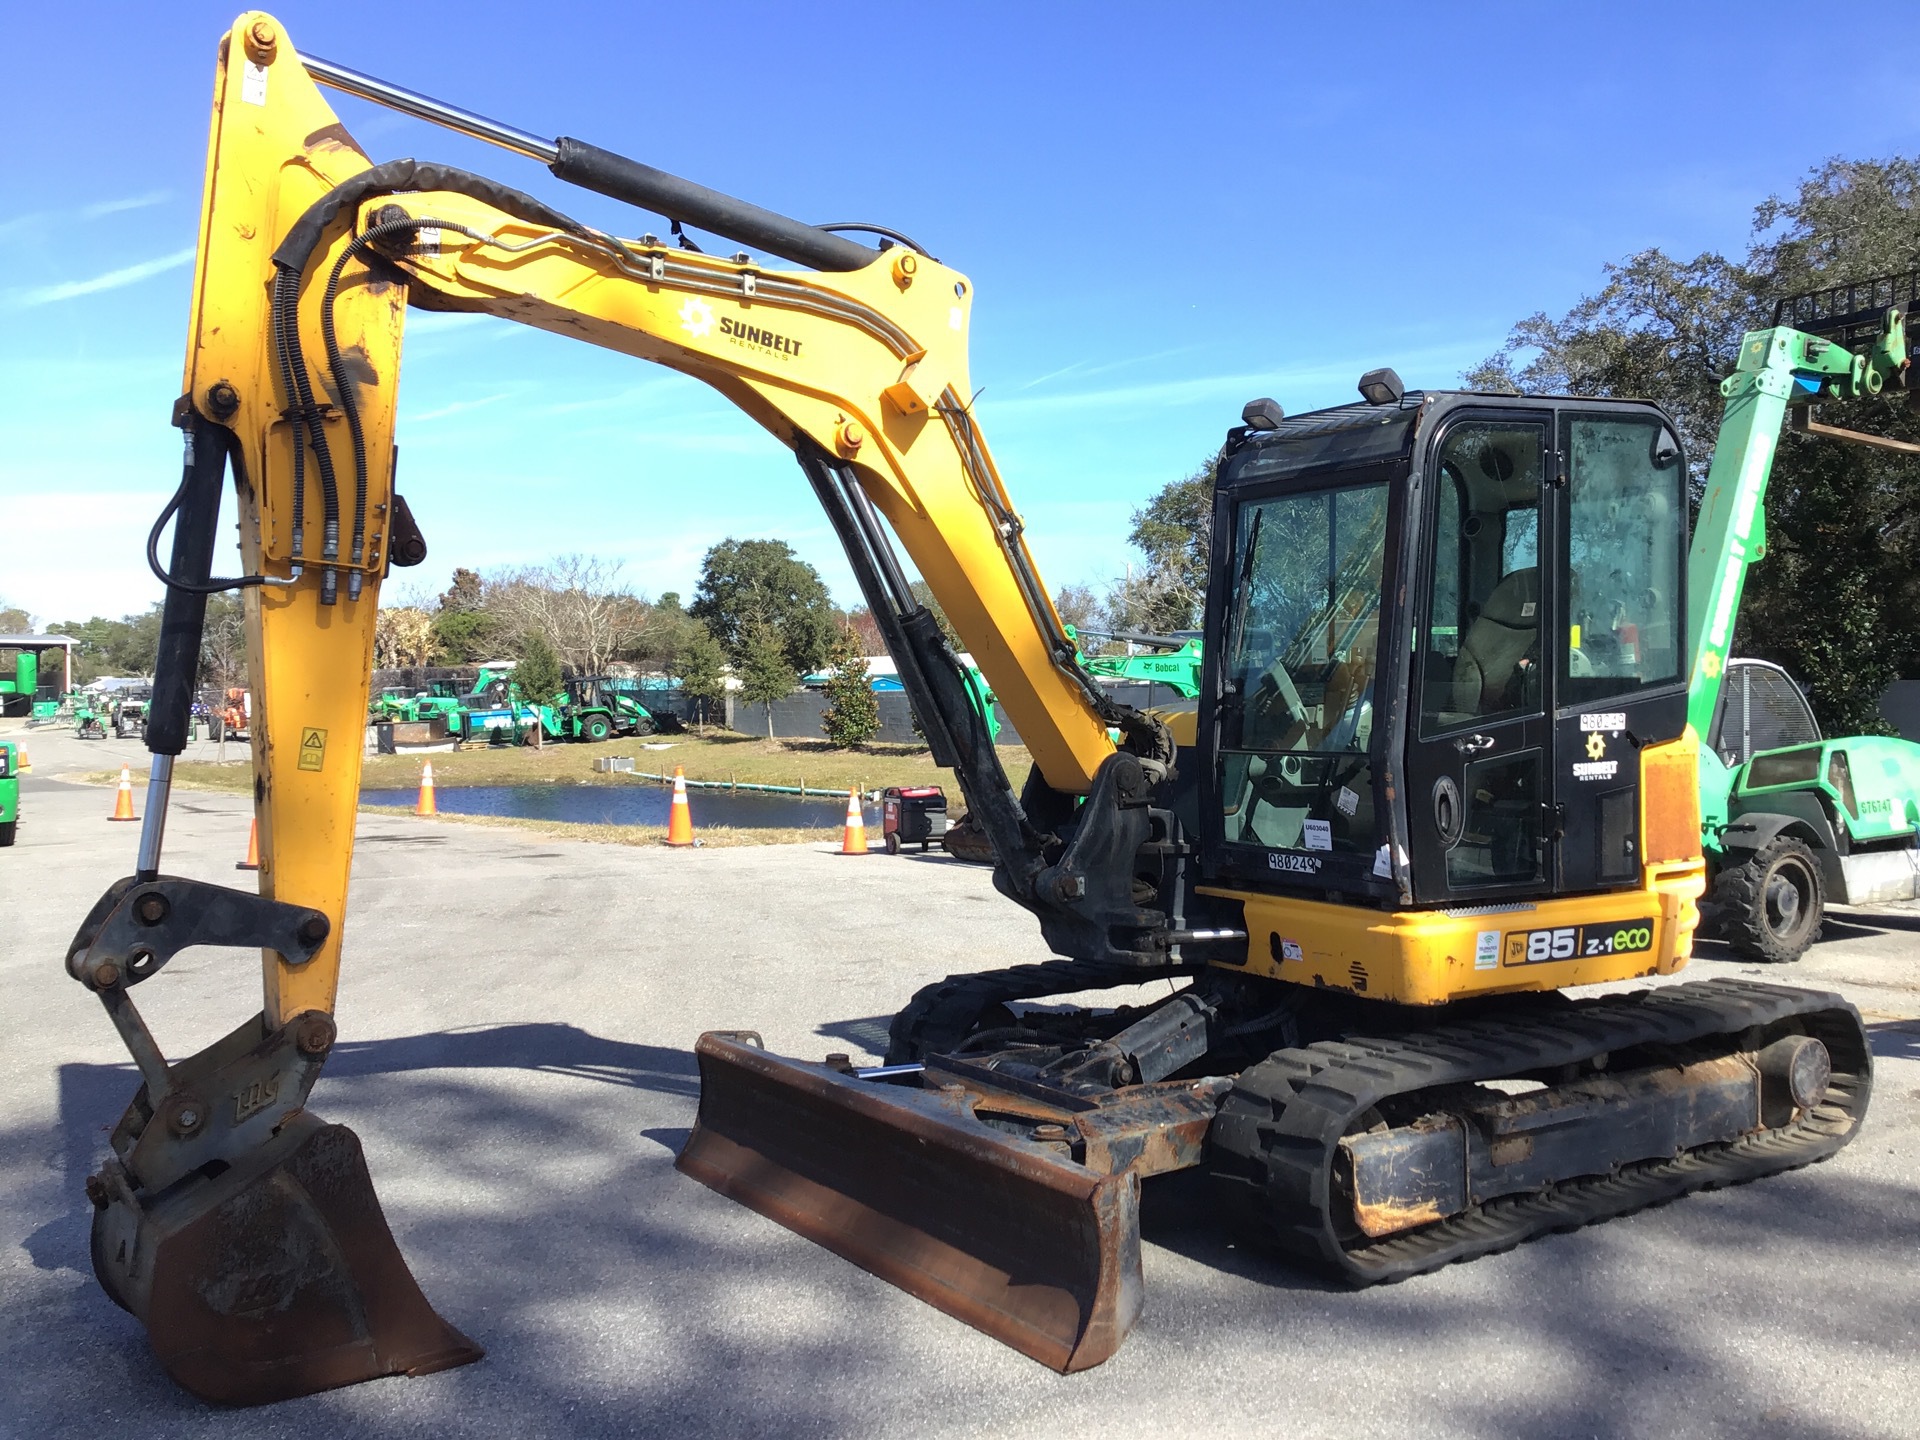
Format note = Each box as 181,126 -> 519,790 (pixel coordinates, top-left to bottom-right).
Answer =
1502,920 -> 1654,966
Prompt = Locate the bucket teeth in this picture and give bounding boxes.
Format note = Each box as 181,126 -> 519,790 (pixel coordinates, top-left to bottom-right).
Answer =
677,1032 -> 1142,1373
99,1115 -> 481,1406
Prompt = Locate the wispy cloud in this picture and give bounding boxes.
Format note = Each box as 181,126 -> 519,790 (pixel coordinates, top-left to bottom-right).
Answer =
7,248 -> 195,308
81,191 -> 171,219
1013,344 -> 1207,392
0,191 -> 171,240
978,339 -> 1506,421
406,392 -> 513,423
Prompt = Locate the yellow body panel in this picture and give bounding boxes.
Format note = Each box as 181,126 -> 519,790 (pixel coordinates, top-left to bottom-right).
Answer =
1204,862 -> 1703,1005
1201,733 -> 1708,1005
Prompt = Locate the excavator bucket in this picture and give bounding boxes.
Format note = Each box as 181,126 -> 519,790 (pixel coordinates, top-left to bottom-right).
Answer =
93,1114 -> 482,1406
676,1032 -> 1142,1372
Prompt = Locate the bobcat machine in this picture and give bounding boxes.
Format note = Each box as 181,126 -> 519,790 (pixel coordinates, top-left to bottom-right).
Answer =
66,14 -> 1880,1405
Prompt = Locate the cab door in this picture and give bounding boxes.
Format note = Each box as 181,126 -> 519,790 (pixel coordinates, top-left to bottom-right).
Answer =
1550,410 -> 1691,891
1404,412 -> 1555,903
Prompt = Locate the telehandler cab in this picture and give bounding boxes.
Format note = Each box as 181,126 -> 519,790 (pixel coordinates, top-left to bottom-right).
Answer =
67,14 -> 1877,1404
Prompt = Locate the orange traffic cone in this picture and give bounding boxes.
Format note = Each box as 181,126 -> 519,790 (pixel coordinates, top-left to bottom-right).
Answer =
236,817 -> 260,871
415,761 -> 438,817
665,766 -> 696,847
109,765 -> 138,822
840,789 -> 868,855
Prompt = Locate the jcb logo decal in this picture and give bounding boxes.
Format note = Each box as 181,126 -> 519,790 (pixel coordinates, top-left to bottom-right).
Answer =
1504,920 -> 1655,966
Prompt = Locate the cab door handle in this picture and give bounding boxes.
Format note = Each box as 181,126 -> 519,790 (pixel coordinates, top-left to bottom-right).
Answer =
1453,733 -> 1496,754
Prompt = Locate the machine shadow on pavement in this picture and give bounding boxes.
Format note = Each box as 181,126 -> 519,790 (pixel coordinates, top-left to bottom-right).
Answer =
1820,909 -> 1920,941
27,1026 -> 698,1276
10,1022 -> 1917,1438
1867,1020 -> 1920,1062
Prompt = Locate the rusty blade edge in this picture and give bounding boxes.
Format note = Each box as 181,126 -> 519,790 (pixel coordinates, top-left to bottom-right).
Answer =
679,1033 -> 1142,1372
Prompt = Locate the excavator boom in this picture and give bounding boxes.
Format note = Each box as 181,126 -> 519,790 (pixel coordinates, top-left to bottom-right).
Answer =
72,13 -> 1173,1402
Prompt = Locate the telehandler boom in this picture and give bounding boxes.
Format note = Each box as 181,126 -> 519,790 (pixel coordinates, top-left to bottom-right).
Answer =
68,14 -> 1871,1404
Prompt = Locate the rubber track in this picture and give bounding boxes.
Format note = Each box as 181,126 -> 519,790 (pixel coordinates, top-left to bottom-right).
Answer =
1209,977 -> 1872,1285
885,960 -> 1187,1064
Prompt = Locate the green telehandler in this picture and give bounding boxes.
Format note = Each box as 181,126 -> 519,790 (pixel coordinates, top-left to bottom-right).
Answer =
1685,271 -> 1920,960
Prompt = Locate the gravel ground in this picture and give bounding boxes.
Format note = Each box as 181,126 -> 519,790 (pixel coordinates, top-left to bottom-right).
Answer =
4,720 -> 1917,1440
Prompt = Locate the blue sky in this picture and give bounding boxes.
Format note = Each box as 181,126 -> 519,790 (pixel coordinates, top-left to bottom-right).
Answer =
5,2 -> 1920,627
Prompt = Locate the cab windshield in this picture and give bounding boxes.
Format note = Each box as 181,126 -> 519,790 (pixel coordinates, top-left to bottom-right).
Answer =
1219,480 -> 1389,857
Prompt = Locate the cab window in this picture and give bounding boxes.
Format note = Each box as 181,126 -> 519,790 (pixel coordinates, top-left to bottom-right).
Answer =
1419,423 -> 1546,737
1562,415 -> 1685,700
1219,481 -> 1389,856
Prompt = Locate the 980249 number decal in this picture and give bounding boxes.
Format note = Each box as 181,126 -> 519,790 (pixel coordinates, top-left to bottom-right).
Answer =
1502,920 -> 1655,966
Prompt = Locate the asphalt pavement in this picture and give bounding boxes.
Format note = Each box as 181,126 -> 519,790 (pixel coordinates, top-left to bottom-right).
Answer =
3,719 -> 1917,1439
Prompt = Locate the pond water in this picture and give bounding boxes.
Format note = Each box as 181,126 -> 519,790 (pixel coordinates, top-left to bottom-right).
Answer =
360,782 -> 878,831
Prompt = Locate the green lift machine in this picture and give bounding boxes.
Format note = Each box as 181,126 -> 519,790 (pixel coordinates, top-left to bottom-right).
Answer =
1690,272 -> 1920,959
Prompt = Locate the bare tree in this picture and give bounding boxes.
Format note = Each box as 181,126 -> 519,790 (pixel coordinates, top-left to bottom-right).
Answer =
198,595 -> 249,694
487,554 -> 658,675
374,607 -> 436,668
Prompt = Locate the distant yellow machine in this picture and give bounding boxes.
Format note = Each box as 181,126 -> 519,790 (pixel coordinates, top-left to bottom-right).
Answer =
66,13 -> 1869,1404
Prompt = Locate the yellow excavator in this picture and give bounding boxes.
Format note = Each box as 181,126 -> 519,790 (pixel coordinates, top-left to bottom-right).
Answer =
69,13 -> 1874,1405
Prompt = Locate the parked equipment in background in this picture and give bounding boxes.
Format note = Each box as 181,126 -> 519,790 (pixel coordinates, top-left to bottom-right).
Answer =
0,737 -> 19,846
370,680 -> 463,725
209,687 -> 250,741
72,694 -> 109,740
111,691 -> 151,739
1699,658 -> 1920,960
69,20 -> 1878,1405
881,785 -> 948,854
560,675 -> 659,741
0,650 -> 39,717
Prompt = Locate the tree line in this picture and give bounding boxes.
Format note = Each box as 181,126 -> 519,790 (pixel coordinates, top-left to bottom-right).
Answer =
10,536 -> 892,741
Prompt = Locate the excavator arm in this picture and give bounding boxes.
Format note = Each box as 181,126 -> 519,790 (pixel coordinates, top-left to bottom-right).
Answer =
66,13 -> 1186,1404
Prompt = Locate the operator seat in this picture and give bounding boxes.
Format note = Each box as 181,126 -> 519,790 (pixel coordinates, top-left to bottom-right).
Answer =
1452,567 -> 1539,716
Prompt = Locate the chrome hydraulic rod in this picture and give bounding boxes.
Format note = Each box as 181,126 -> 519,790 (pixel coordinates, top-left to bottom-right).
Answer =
301,54 -> 558,161
136,755 -> 173,880
300,52 -> 877,271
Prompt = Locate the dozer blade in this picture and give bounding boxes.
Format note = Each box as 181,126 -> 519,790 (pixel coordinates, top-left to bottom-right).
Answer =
677,1033 -> 1142,1372
93,1113 -> 482,1406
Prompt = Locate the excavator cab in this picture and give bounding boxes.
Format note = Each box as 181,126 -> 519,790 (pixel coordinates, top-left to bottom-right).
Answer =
1205,389 -> 1691,909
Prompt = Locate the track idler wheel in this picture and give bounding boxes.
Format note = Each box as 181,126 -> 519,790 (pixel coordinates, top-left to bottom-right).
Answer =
90,1112 -> 481,1406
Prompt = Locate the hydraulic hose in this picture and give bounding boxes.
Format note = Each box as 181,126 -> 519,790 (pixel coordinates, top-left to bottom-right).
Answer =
147,415 -> 230,757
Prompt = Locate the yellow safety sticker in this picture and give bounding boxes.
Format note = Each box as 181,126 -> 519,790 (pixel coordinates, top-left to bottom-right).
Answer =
298,726 -> 327,772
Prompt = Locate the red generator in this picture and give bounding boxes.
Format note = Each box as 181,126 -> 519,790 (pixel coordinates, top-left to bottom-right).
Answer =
881,785 -> 948,854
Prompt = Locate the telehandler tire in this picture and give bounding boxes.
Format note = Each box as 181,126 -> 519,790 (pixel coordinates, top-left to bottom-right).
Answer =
1713,834 -> 1823,963
0,821 -> 15,847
